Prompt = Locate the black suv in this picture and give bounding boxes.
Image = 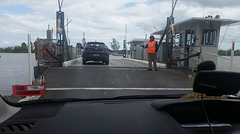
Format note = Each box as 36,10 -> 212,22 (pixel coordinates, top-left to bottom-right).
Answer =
82,42 -> 109,65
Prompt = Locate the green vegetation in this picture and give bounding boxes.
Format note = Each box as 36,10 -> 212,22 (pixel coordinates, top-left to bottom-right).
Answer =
218,49 -> 240,56
0,46 -> 27,53
0,42 -> 34,53
110,38 -> 120,50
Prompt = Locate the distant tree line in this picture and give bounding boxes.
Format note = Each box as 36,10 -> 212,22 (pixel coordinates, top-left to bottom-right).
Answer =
0,42 -> 34,53
218,49 -> 240,56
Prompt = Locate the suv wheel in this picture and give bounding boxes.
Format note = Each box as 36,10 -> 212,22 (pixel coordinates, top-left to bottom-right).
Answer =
105,61 -> 109,65
82,58 -> 86,65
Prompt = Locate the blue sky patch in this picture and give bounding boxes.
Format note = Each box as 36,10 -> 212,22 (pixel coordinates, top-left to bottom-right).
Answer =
0,5 -> 33,14
123,2 -> 137,8
145,1 -> 157,5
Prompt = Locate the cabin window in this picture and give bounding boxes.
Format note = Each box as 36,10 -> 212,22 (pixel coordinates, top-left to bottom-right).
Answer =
179,32 -> 185,47
202,29 -> 217,45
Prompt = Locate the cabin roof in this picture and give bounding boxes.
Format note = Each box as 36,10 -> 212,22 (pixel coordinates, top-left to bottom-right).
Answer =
152,17 -> 240,35
128,38 -> 160,45
128,39 -> 147,46
128,38 -> 147,43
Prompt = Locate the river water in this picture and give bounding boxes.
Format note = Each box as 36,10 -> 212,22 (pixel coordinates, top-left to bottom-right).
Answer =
217,56 -> 240,72
0,53 -> 37,95
0,53 -> 239,96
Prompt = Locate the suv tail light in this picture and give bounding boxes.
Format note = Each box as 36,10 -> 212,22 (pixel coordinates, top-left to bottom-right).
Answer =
103,47 -> 108,50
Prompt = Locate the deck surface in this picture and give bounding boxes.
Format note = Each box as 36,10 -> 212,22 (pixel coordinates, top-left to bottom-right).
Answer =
45,56 -> 193,89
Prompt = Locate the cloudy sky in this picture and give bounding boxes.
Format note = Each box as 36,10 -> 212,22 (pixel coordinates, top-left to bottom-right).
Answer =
0,0 -> 240,50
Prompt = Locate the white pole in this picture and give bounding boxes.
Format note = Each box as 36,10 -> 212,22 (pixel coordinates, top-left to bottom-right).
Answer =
125,24 -> 128,58
28,34 -> 32,85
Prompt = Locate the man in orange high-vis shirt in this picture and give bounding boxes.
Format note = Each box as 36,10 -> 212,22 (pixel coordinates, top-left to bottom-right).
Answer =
142,35 -> 159,71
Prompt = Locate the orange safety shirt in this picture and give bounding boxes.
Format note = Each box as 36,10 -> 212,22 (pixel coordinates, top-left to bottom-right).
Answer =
147,40 -> 157,53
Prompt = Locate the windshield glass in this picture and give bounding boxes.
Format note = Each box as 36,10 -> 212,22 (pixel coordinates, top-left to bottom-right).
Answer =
87,43 -> 106,47
1,0 -> 240,103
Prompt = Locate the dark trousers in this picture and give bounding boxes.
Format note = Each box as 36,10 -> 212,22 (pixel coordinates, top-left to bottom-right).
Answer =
148,53 -> 157,69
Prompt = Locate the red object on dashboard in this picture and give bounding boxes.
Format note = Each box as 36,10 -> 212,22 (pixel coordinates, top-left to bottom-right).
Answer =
12,85 -> 46,96
232,41 -> 235,51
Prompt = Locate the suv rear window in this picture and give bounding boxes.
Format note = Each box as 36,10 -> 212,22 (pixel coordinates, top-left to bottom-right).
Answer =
87,42 -> 105,47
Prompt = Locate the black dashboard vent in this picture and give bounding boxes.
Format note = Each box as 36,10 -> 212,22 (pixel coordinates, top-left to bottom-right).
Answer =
0,122 -> 36,133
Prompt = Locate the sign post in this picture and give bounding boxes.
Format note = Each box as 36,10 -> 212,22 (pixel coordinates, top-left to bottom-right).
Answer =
230,41 -> 234,71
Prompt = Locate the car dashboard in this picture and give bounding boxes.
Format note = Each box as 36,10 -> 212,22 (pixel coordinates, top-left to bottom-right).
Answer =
1,97 -> 240,134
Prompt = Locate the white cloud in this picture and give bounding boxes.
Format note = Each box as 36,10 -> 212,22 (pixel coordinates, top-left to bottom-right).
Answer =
180,0 -> 240,8
0,0 -> 240,50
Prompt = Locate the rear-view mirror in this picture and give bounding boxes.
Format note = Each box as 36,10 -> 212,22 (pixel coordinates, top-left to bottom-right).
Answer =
193,71 -> 240,96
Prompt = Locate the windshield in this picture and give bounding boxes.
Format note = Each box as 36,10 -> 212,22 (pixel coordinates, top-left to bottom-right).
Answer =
1,0 -> 240,103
